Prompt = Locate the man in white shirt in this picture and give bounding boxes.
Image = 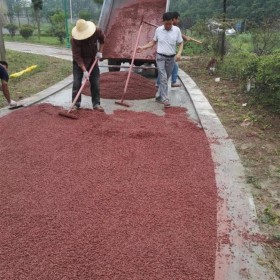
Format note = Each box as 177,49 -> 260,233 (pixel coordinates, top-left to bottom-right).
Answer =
137,12 -> 183,107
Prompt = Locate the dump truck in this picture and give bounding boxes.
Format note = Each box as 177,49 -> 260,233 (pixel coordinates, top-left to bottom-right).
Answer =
98,0 -> 170,71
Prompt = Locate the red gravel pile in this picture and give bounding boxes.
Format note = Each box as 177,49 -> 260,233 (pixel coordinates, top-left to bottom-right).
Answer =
0,104 -> 217,280
82,71 -> 157,99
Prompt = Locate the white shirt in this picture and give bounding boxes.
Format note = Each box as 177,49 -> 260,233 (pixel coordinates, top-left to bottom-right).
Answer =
153,25 -> 183,56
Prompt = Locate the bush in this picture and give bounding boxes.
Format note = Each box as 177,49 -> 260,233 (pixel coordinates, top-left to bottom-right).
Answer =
54,30 -> 65,44
253,53 -> 280,111
251,21 -> 280,56
79,10 -> 91,21
19,24 -> 34,39
5,23 -> 18,37
219,50 -> 257,80
50,11 -> 66,43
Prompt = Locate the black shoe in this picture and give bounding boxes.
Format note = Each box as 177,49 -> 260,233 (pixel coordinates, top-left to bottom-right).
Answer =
155,96 -> 163,103
73,102 -> 80,110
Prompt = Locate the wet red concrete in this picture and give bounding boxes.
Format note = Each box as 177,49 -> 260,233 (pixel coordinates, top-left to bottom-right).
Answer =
82,71 -> 157,99
103,0 -> 166,60
0,104 -> 217,279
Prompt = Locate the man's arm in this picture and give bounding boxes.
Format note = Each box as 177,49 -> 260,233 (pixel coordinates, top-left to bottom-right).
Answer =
137,40 -> 157,52
1,80 -> 12,103
182,33 -> 203,44
182,34 -> 191,42
97,29 -> 105,53
71,39 -> 87,72
99,43 -> 104,53
176,42 -> 184,61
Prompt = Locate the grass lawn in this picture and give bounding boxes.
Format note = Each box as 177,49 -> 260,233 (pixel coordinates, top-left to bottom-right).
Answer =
0,49 -> 72,108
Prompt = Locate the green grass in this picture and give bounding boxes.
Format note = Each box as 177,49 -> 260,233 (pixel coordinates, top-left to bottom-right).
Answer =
4,34 -> 67,47
0,50 -> 72,108
228,33 -> 254,52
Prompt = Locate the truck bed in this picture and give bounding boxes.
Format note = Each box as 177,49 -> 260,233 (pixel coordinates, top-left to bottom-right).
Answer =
99,0 -> 169,62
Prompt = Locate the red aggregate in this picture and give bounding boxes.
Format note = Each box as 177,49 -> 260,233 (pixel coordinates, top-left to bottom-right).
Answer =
82,71 -> 157,99
0,104 -> 217,279
103,0 -> 166,60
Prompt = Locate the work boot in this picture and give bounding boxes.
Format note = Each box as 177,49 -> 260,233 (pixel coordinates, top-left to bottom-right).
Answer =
73,102 -> 80,110
163,100 -> 171,108
93,104 -> 104,112
171,83 -> 182,88
9,100 -> 17,108
155,96 -> 163,103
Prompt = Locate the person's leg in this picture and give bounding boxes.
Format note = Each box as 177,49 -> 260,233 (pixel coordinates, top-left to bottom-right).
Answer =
166,57 -> 175,81
72,61 -> 83,108
156,74 -> 160,87
156,54 -> 169,102
157,55 -> 175,103
161,56 -> 175,104
90,65 -> 104,111
171,62 -> 180,86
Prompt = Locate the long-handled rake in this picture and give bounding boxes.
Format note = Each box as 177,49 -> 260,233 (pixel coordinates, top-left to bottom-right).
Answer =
59,58 -> 98,119
115,19 -> 144,107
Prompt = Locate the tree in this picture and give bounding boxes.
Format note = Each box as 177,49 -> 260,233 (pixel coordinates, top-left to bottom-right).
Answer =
170,0 -> 280,27
22,0 -> 31,24
32,0 -> 43,40
0,0 -> 8,60
13,2 -> 22,27
220,0 -> 227,61
93,0 -> 103,4
50,11 -> 66,44
6,0 -> 15,24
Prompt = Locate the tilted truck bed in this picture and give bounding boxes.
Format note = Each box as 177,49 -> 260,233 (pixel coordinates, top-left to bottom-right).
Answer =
98,0 -> 169,65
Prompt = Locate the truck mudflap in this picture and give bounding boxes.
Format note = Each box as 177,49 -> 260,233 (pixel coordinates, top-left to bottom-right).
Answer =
98,0 -> 169,63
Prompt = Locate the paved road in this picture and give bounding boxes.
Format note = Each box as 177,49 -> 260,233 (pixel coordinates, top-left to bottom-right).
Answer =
1,42 -> 276,280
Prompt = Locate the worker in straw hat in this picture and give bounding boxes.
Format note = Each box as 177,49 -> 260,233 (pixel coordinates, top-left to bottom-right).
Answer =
71,19 -> 105,112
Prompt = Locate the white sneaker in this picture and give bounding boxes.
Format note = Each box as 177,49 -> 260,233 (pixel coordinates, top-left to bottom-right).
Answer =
9,100 -> 17,107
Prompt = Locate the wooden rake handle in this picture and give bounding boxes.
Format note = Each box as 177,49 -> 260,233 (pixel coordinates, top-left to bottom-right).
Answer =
119,21 -> 144,103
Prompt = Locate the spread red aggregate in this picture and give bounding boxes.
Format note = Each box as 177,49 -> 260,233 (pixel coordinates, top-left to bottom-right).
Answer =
0,104 -> 217,279
82,71 -> 157,99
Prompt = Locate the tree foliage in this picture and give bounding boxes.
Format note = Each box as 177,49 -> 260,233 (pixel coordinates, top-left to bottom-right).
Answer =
32,0 -> 43,39
170,0 -> 280,27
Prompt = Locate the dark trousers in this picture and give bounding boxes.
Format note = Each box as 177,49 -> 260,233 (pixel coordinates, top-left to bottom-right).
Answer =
72,61 -> 101,106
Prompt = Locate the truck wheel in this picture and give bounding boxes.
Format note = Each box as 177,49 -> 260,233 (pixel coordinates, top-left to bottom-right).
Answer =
108,59 -> 121,72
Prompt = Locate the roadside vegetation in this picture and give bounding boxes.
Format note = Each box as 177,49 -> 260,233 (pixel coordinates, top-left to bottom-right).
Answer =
180,19 -> 280,277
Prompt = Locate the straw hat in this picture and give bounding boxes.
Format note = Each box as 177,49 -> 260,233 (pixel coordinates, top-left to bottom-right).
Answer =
72,19 -> 96,40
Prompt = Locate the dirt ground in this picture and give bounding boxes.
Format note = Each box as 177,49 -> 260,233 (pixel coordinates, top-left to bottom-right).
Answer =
180,56 -> 280,277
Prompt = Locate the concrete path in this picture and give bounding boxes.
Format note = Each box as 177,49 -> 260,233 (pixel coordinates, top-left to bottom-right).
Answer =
2,42 -> 277,280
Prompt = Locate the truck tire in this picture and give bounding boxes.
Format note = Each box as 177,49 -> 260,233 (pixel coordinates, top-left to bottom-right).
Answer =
108,59 -> 121,72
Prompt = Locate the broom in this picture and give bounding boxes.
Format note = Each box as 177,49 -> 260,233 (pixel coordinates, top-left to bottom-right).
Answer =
59,58 -> 98,119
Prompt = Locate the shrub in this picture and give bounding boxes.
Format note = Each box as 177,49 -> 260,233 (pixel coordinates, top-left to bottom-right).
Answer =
19,24 -> 34,39
79,10 -> 91,21
54,30 -> 65,44
50,11 -> 66,43
5,23 -> 18,37
251,21 -> 280,56
219,50 -> 257,80
253,53 -> 280,111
